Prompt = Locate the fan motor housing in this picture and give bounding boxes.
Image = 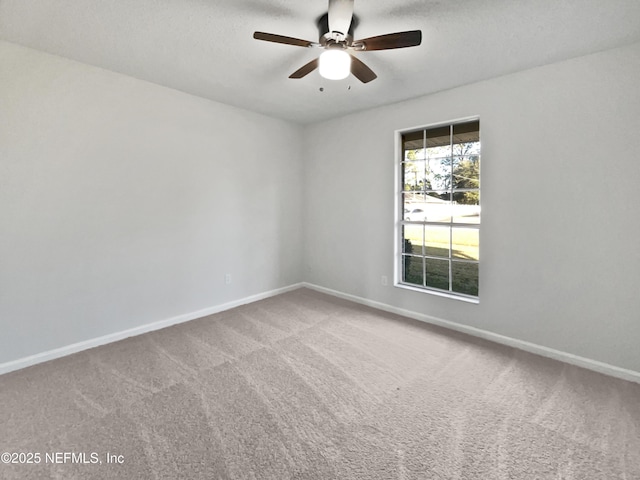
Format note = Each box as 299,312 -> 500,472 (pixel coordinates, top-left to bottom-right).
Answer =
317,13 -> 358,46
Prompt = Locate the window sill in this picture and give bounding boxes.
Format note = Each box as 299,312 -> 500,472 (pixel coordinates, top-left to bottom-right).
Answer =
395,282 -> 479,304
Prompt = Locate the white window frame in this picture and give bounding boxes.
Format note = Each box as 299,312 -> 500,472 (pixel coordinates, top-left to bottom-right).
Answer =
394,116 -> 480,303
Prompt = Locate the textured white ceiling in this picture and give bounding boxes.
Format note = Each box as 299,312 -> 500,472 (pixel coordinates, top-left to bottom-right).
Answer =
2,0 -> 640,124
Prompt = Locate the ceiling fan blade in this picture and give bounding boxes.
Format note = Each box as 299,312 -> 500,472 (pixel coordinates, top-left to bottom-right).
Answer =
354,30 -> 422,51
328,0 -> 354,36
253,32 -> 315,48
349,54 -> 377,83
289,58 -> 319,79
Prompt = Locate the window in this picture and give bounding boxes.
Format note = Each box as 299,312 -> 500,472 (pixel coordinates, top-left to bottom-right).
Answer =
396,119 -> 480,300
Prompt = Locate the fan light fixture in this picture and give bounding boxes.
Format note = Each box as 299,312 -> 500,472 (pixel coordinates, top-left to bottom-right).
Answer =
253,0 -> 423,83
319,49 -> 351,80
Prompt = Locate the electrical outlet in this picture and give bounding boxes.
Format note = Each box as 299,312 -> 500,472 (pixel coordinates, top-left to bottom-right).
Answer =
225,274 -> 231,285
381,275 -> 388,286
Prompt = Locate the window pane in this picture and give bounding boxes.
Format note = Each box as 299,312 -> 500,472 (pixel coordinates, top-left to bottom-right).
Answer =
402,160 -> 426,191
402,224 -> 423,255
452,121 -> 480,156
452,156 -> 480,190
404,148 -> 426,162
403,191 -> 425,206
452,261 -> 479,296
453,142 -> 480,156
425,225 -> 450,257
452,228 -> 479,260
427,158 -> 451,191
403,192 -> 428,222
423,194 -> 452,223
451,193 -> 480,224
405,192 -> 453,223
426,125 -> 451,151
402,255 -> 424,287
402,130 -> 424,151
425,258 -> 449,290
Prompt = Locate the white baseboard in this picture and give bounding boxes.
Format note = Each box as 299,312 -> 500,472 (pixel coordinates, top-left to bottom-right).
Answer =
0,283 -> 304,376
5,281 -> 639,385
302,282 -> 640,385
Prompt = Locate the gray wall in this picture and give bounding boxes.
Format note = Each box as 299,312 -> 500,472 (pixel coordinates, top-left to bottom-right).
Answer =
2,38 -> 640,375
303,42 -> 640,373
0,42 -> 303,364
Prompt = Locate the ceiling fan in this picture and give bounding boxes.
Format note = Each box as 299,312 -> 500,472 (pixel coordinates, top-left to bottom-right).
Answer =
253,0 -> 422,83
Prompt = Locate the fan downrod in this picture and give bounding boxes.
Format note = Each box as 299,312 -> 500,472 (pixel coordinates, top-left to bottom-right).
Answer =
317,12 -> 358,46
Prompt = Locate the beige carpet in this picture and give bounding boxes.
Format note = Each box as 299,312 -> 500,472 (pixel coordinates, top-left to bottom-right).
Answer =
1,288 -> 639,479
